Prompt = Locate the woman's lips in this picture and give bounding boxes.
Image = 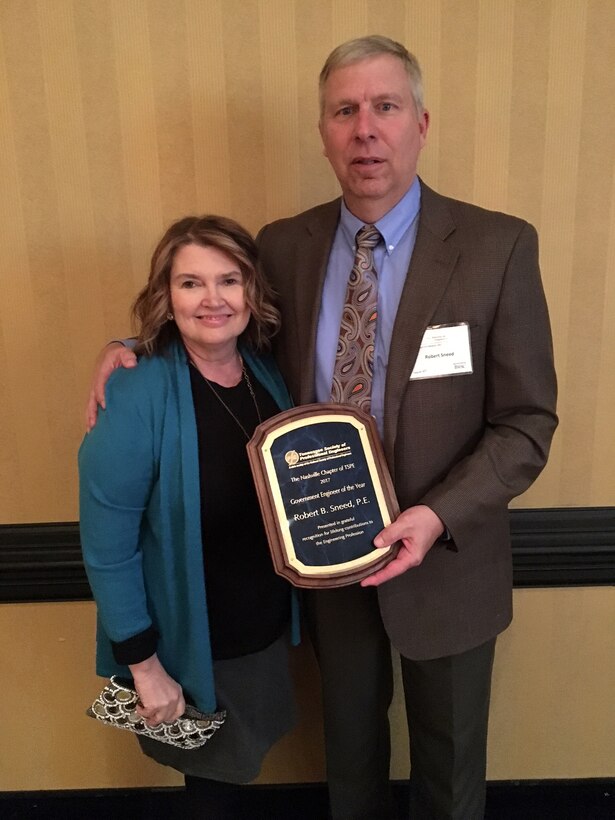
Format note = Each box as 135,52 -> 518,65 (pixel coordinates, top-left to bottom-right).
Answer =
196,314 -> 232,325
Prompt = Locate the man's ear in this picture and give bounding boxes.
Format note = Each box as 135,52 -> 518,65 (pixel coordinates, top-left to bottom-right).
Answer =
419,109 -> 430,147
318,120 -> 328,158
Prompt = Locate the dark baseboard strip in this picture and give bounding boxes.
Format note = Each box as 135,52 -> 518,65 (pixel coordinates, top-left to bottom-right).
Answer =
510,507 -> 615,587
0,522 -> 90,603
1,507 -> 614,603
0,780 -> 613,820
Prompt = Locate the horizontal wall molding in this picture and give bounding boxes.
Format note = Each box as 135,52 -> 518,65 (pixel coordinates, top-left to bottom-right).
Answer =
0,522 -> 89,603
1,508 -> 614,603
509,507 -> 615,587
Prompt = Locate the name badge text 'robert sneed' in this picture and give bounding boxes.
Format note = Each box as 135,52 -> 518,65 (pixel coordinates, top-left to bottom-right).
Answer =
410,322 -> 473,380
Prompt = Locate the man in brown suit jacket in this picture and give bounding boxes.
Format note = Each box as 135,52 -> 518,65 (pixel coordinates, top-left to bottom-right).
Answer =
88,34 -> 557,820
256,36 -> 557,820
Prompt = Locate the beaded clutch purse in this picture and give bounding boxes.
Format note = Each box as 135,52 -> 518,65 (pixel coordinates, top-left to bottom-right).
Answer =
87,676 -> 226,749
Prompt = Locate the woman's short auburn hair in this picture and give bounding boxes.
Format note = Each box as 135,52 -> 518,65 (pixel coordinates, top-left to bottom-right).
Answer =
131,215 -> 280,355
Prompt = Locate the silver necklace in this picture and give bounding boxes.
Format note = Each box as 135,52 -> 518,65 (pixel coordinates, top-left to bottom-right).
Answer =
192,359 -> 262,441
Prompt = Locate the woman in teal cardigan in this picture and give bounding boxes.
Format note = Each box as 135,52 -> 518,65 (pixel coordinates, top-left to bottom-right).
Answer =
79,215 -> 299,817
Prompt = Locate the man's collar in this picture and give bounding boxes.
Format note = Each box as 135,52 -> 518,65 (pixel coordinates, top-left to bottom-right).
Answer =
340,177 -> 421,254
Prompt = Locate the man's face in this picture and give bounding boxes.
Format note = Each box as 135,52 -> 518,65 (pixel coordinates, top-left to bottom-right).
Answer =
319,54 -> 429,223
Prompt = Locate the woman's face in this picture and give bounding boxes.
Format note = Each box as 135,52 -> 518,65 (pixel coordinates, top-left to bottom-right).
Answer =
169,243 -> 251,358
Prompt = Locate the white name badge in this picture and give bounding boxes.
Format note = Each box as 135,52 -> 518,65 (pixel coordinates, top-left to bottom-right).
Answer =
410,322 -> 473,380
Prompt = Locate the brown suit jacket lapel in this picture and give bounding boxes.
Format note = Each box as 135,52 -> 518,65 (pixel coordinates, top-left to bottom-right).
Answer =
293,199 -> 341,405
289,185 -> 459,441
383,183 -> 460,471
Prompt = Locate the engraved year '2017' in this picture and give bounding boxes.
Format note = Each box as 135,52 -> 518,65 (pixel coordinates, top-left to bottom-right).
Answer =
319,462 -> 355,484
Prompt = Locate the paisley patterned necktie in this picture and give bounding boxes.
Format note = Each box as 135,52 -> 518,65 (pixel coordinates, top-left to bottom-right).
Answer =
331,224 -> 381,412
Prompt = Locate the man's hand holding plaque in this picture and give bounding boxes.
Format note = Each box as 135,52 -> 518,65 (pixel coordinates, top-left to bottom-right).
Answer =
247,403 -> 400,588
360,504 -> 446,587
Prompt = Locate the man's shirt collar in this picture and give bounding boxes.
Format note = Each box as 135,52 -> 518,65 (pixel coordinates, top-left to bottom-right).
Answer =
339,176 -> 422,255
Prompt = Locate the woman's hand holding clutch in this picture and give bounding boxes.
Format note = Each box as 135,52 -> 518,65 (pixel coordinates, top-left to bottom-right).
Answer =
129,654 -> 186,726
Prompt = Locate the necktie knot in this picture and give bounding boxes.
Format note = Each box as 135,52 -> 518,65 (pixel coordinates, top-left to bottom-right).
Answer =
356,224 -> 381,250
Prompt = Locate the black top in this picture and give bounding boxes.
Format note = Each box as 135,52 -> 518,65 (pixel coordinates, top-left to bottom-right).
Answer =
111,359 -> 290,666
190,360 -> 290,660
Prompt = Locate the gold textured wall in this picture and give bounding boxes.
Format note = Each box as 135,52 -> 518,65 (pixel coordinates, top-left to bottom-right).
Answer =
0,0 -> 614,793
0,0 -> 614,522
1,589 -> 614,790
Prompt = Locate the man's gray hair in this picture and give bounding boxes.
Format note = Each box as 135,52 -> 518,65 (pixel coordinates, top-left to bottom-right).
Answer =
319,35 -> 424,117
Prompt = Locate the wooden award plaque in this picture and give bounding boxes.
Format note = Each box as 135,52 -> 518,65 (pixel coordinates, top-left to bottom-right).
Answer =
247,403 -> 400,588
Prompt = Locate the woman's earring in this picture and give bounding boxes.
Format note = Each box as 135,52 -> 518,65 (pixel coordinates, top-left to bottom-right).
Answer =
166,312 -> 174,321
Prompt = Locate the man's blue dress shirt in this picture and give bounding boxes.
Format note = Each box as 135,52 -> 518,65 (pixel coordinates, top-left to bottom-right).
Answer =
315,176 -> 421,437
